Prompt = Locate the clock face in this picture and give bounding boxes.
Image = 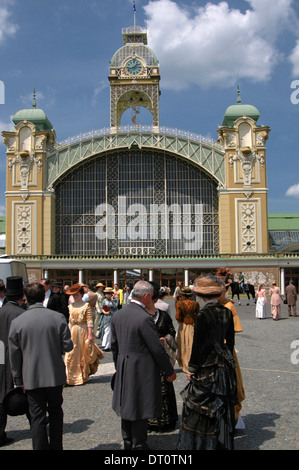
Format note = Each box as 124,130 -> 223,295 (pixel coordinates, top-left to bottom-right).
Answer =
126,59 -> 142,75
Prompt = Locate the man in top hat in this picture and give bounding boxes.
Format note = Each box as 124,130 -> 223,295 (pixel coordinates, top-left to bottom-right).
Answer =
8,282 -> 73,450
94,283 -> 105,336
0,276 -> 25,447
285,280 -> 297,317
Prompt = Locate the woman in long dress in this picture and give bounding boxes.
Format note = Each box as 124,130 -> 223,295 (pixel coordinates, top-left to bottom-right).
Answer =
255,284 -> 267,319
175,287 -> 199,373
147,283 -> 178,432
269,281 -> 282,321
65,283 -> 103,385
97,287 -> 119,351
216,268 -> 245,426
177,274 -> 237,450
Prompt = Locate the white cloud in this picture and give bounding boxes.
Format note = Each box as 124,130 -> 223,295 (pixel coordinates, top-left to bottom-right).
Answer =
0,0 -> 18,45
143,0 -> 298,90
0,117 -> 14,132
286,183 -> 299,197
0,205 -> 5,216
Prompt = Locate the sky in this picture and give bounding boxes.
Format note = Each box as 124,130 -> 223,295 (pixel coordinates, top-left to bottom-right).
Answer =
0,0 -> 299,217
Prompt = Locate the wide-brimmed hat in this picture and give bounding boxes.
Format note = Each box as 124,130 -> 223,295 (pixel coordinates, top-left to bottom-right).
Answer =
65,283 -> 84,295
3,387 -> 29,416
104,287 -> 114,294
179,286 -> 193,297
96,283 -> 104,288
5,276 -> 24,297
193,276 -> 225,296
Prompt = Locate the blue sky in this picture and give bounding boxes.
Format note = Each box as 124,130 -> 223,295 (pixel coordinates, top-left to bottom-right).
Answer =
0,0 -> 299,217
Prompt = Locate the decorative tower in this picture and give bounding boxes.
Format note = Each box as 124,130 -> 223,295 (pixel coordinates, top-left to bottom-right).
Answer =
2,90 -> 56,256
217,88 -> 271,254
109,22 -> 161,132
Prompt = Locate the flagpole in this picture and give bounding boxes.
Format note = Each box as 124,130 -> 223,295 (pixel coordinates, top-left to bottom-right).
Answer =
133,0 -> 136,27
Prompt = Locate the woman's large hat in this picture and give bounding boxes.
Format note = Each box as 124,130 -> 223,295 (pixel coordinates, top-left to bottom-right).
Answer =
5,276 -> 24,297
193,275 -> 225,296
96,282 -> 104,288
104,287 -> 114,294
179,286 -> 193,297
65,283 -> 84,295
3,387 -> 29,416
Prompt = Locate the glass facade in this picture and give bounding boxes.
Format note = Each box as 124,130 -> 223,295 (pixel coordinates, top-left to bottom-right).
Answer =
55,149 -> 219,256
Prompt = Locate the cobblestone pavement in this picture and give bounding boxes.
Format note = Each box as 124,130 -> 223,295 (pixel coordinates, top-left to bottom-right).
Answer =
2,296 -> 299,452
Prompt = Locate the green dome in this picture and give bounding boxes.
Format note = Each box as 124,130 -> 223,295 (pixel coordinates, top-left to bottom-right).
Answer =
12,90 -> 53,131
110,44 -> 159,68
222,89 -> 260,127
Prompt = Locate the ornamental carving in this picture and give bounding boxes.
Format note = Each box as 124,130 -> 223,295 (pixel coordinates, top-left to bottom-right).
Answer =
8,153 -> 42,190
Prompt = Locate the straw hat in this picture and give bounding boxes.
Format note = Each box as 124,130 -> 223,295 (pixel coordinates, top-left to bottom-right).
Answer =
96,282 -> 104,288
104,287 -> 114,294
193,276 -> 225,296
179,286 -> 193,297
65,283 -> 84,295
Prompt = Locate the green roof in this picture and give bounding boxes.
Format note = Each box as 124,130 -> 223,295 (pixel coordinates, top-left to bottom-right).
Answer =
0,216 -> 5,234
12,107 -> 53,131
12,89 -> 53,131
221,88 -> 260,127
268,213 -> 299,231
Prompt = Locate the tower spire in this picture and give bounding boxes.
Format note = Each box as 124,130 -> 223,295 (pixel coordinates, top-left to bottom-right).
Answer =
237,85 -> 242,104
32,88 -> 37,108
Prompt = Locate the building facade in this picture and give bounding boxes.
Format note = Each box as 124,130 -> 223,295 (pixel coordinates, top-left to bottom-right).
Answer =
2,25 -> 298,292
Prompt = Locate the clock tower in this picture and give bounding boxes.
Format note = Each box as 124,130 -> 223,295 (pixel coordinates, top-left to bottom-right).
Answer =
109,24 -> 161,132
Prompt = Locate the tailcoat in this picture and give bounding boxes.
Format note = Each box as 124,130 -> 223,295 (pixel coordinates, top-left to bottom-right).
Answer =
0,301 -> 25,402
111,301 -> 174,421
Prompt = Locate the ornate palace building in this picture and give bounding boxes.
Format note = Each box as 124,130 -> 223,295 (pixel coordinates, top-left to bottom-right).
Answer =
2,23 -> 299,292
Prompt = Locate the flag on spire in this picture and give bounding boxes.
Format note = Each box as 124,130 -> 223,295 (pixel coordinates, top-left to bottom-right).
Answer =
133,0 -> 136,13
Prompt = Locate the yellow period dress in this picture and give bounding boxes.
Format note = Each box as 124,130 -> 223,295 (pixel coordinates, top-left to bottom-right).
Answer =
65,300 -> 103,385
175,299 -> 199,373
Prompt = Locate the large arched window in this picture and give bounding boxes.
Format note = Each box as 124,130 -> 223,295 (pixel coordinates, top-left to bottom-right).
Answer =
55,149 -> 219,256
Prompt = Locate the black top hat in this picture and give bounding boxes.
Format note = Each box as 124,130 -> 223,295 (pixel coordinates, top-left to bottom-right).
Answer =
3,387 -> 29,416
5,276 -> 24,297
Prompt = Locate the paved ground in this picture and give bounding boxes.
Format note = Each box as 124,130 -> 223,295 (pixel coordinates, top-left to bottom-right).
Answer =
2,295 -> 299,452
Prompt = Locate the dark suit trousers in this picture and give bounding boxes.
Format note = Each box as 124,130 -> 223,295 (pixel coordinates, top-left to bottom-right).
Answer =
26,386 -> 64,450
121,418 -> 148,449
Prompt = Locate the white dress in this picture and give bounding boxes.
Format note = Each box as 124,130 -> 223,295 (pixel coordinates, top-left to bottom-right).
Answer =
255,290 -> 267,319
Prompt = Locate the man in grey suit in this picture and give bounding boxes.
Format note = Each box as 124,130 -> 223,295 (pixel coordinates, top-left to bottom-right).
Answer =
111,280 -> 176,450
9,282 -> 73,450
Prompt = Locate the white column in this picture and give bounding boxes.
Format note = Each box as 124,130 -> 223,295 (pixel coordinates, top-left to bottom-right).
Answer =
280,268 -> 285,295
184,269 -> 189,287
44,270 -> 48,279
114,270 -> 118,285
148,269 -> 153,282
78,270 -> 83,284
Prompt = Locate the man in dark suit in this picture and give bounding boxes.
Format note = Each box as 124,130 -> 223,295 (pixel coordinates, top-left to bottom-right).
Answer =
9,282 -> 73,450
0,276 -> 25,447
40,278 -> 67,318
111,280 -> 176,450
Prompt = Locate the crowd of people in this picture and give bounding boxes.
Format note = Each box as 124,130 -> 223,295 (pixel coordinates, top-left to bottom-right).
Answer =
0,271 -> 297,450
